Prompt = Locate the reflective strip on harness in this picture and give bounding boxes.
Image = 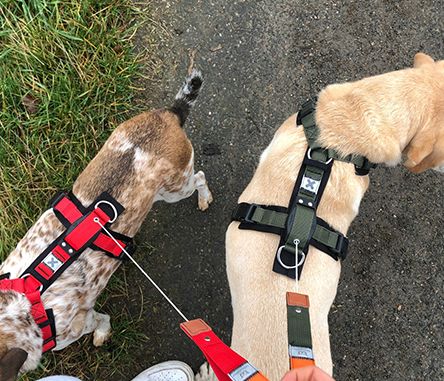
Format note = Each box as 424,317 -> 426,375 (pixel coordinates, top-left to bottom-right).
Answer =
286,292 -> 315,369
181,319 -> 269,381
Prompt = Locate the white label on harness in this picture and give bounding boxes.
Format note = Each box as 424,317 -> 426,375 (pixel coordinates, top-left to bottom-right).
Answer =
229,363 -> 258,381
301,176 -> 320,194
43,253 -> 63,272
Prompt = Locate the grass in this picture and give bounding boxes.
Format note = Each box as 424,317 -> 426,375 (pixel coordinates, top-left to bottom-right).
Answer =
0,0 -> 159,379
0,0 -> 142,258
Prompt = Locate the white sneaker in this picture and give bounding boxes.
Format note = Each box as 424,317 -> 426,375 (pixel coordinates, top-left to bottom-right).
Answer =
131,361 -> 194,381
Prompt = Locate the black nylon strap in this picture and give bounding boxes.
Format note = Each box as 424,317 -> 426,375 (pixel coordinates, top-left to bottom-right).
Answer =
232,202 -> 348,262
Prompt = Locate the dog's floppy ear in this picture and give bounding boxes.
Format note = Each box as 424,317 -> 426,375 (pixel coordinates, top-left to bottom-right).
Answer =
413,52 -> 435,68
0,348 -> 28,381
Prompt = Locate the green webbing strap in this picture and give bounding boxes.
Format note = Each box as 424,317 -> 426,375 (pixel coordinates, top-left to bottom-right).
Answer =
250,207 -> 287,229
243,205 -> 343,255
286,292 -> 314,365
287,304 -> 312,347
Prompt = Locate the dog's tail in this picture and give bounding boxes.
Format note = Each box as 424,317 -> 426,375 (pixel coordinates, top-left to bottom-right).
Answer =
170,69 -> 203,126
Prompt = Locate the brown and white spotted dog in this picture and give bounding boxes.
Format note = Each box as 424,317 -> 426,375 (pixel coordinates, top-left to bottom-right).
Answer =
0,70 -> 212,379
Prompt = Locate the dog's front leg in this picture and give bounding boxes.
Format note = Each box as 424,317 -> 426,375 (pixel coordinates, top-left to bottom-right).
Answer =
69,309 -> 111,347
194,170 -> 213,211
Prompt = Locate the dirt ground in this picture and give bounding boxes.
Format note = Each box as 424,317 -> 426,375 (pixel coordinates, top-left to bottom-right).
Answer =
113,1 -> 443,380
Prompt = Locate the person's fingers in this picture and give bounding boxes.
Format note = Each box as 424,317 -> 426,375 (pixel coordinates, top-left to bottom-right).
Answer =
280,366 -> 335,381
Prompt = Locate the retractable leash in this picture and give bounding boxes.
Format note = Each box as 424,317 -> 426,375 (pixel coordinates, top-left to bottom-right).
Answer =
95,219 -> 270,381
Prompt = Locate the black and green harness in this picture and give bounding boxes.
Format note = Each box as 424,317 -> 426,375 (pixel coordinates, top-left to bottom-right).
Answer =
232,99 -> 376,279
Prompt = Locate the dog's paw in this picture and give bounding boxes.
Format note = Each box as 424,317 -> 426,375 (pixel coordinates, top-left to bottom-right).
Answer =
93,327 -> 111,347
92,312 -> 111,347
198,190 -> 213,211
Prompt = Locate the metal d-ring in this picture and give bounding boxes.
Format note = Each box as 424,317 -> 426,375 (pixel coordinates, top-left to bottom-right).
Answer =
307,148 -> 333,164
94,200 -> 118,223
276,245 -> 306,269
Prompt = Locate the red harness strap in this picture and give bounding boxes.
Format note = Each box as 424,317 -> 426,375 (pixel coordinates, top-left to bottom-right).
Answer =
181,319 -> 269,381
52,192 -> 133,259
0,277 -> 56,352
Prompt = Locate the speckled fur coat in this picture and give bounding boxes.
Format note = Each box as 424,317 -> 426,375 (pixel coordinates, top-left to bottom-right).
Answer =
0,70 -> 212,376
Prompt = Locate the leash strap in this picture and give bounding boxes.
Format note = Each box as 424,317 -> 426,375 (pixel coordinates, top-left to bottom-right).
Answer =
181,319 -> 269,381
286,292 -> 315,369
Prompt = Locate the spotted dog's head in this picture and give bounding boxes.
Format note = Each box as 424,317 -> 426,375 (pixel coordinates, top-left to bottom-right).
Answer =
404,53 -> 444,173
0,291 -> 42,379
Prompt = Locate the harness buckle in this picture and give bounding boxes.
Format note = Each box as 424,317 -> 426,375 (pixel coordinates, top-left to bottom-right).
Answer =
244,203 -> 259,224
355,157 -> 377,176
48,190 -> 68,209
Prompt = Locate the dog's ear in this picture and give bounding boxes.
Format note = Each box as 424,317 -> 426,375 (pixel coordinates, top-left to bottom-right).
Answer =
0,348 -> 28,381
413,52 -> 435,68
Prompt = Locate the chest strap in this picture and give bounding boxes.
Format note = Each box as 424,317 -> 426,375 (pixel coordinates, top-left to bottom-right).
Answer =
181,319 -> 269,381
0,191 -> 134,353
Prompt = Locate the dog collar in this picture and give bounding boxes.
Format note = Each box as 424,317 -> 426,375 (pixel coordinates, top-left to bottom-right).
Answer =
0,191 -> 135,353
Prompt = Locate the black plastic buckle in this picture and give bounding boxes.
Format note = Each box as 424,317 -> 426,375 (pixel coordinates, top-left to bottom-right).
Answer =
48,190 -> 68,209
355,158 -> 377,176
296,99 -> 317,125
244,203 -> 259,224
331,234 -> 348,260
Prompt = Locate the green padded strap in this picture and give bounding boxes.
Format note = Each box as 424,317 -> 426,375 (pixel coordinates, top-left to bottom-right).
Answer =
284,206 -> 315,253
299,102 -> 374,171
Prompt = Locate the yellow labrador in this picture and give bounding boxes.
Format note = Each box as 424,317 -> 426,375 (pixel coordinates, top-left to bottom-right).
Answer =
225,53 -> 444,380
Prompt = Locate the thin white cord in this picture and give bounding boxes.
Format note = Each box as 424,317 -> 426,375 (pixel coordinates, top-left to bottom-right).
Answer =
94,218 -> 189,322
294,239 -> 300,293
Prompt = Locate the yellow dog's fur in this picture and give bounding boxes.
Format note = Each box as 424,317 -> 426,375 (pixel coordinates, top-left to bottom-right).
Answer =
225,53 -> 444,380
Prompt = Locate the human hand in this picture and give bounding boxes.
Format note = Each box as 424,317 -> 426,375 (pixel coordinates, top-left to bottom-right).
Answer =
280,366 -> 335,381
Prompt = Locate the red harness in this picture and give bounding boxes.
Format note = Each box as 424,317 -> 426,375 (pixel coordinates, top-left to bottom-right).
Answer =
0,191 -> 133,353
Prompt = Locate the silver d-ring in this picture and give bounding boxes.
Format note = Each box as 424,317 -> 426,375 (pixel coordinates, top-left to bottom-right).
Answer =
307,148 -> 333,164
94,200 -> 118,223
276,246 -> 306,269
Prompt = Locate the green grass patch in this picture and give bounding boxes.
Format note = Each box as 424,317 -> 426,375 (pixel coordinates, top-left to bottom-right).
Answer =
0,0 -> 143,259
0,0 -> 159,378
